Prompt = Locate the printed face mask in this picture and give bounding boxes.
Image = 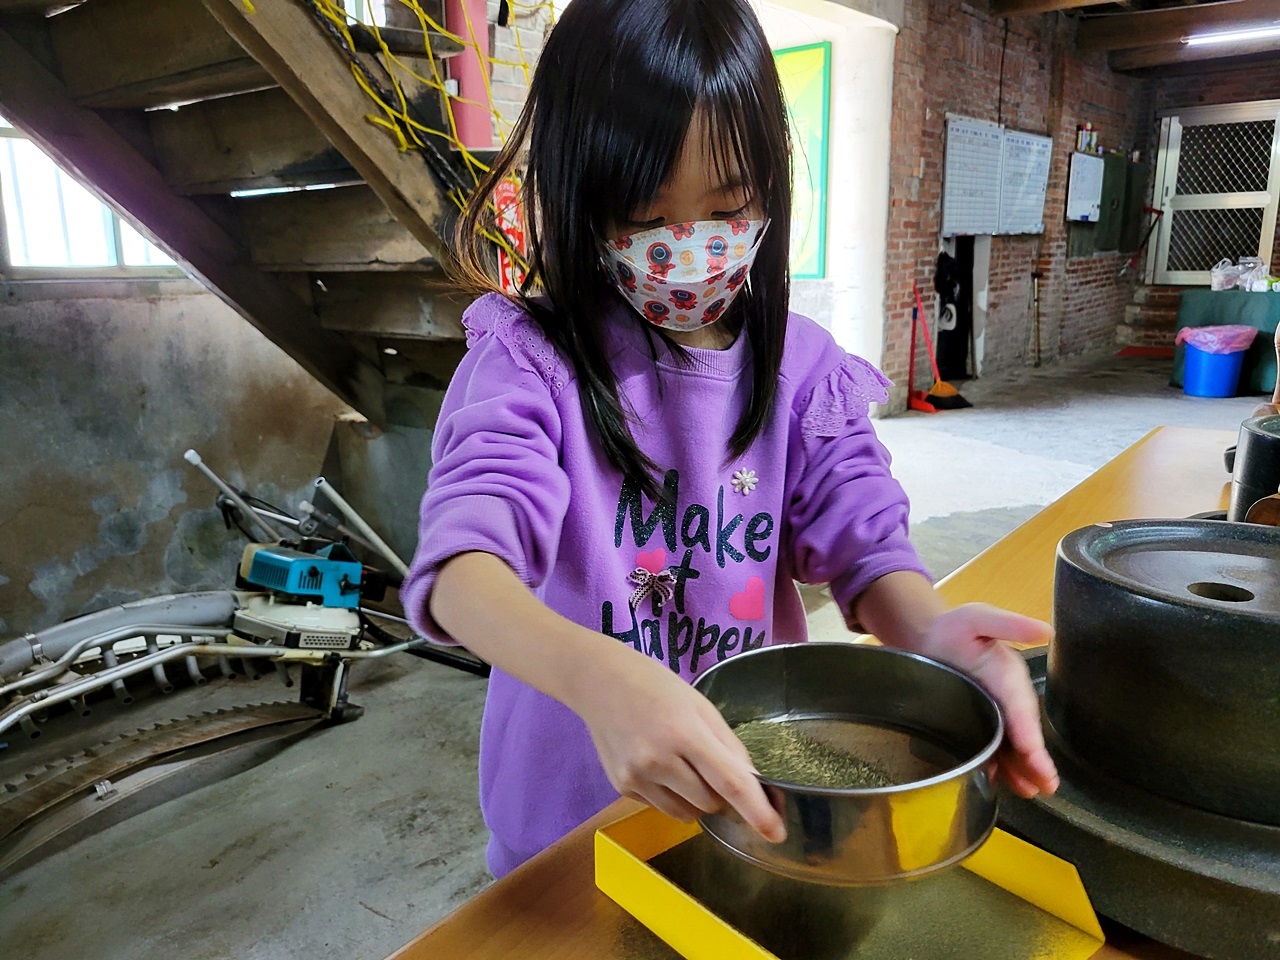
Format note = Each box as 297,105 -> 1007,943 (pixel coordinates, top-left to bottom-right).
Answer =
601,218 -> 769,332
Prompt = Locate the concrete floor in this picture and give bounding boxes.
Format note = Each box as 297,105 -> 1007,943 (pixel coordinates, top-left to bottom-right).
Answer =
0,350 -> 1265,960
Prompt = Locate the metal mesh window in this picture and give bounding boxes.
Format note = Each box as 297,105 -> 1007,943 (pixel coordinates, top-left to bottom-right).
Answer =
1175,120 -> 1274,195
1165,206 -> 1266,272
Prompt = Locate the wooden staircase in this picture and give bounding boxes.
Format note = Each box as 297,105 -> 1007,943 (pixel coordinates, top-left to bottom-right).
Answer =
0,0 -> 479,426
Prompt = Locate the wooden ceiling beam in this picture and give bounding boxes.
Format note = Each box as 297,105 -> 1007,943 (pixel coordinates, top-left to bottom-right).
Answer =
202,0 -> 453,265
1078,0 -> 1280,53
1119,47 -> 1280,78
1110,35 -> 1280,71
0,26 -> 385,422
988,0 -> 1114,17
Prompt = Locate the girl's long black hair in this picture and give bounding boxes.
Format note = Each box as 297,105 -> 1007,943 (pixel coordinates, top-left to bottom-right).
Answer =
453,0 -> 792,495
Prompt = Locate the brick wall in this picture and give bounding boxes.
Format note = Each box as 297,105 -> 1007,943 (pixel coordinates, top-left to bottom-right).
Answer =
1153,60 -> 1280,277
485,0 -> 550,142
881,1 -> 1153,407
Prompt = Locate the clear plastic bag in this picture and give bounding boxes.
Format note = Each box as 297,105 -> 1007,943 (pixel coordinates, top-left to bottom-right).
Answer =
1211,258 -> 1242,291
1238,257 -> 1268,292
1175,324 -> 1260,354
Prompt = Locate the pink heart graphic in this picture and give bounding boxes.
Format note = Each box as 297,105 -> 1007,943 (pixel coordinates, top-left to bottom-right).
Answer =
636,549 -> 667,574
730,576 -> 765,621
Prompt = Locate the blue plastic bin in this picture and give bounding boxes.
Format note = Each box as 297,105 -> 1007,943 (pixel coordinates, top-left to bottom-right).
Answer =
1183,343 -> 1246,398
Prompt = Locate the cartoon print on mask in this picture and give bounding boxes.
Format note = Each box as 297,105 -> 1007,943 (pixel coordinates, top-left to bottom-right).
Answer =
614,234 -> 634,249
599,218 -> 768,333
642,301 -> 671,325
646,241 -> 675,278
667,222 -> 697,241
706,235 -> 729,272
701,298 -> 727,324
727,218 -> 751,235
669,289 -> 698,312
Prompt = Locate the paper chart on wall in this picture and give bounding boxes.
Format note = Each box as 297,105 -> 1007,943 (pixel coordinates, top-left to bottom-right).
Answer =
942,117 -> 1003,237
998,131 -> 1052,234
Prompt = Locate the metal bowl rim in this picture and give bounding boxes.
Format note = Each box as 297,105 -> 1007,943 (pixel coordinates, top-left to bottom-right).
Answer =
697,813 -> 998,886
693,642 -> 1005,796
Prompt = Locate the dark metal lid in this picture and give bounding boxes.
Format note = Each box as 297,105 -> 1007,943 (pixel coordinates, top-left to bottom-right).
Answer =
1057,519 -> 1280,620
1242,413 -> 1280,442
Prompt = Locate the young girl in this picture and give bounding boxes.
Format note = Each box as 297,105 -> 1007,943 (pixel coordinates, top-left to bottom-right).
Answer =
403,0 -> 1058,878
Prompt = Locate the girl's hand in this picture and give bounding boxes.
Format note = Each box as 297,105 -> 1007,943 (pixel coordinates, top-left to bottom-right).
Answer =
572,648 -> 787,844
918,604 -> 1059,799
1252,400 -> 1279,418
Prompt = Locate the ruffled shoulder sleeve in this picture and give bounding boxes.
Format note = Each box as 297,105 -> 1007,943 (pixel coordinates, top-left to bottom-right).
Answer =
463,293 -> 570,398
798,354 -> 892,442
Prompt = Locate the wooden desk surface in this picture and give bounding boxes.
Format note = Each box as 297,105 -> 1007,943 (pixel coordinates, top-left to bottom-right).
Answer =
390,427 -> 1236,960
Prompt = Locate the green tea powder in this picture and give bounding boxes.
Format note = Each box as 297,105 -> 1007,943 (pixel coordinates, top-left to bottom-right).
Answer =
733,719 -> 895,789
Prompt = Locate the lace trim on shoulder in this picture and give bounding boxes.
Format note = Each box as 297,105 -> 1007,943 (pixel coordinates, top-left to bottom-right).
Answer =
800,354 -> 892,441
462,295 -> 567,397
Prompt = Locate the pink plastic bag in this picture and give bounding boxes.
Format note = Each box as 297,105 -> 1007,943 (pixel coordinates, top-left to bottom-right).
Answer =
1175,324 -> 1259,355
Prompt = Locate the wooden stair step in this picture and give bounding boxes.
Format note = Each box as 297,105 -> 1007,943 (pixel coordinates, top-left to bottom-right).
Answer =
0,0 -> 84,12
44,0 -> 459,111
150,87 -> 357,195
48,0 -> 274,109
348,23 -> 464,59
237,183 -> 437,272
204,0 -> 452,262
311,273 -> 466,340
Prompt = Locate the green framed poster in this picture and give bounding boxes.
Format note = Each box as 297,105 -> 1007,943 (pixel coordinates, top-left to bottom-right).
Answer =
774,41 -> 831,279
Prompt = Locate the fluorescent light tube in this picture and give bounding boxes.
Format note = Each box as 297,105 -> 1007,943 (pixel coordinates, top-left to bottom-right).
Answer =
1185,25 -> 1280,46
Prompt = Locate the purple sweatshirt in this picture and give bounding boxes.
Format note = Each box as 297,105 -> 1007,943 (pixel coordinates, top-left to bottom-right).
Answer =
402,292 -> 928,877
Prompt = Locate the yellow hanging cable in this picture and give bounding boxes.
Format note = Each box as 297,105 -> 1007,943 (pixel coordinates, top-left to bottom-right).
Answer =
509,9 -> 532,89
304,0 -> 533,267
393,0 -> 487,184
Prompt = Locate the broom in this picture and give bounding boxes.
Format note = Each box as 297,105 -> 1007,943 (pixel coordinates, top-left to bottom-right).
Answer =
909,280 -> 971,411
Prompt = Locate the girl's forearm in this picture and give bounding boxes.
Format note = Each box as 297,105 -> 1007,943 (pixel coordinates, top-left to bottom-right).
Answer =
428,551 -> 630,712
852,570 -> 948,653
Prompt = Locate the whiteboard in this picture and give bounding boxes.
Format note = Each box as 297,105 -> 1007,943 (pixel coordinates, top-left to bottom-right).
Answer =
942,117 -> 1003,237
998,130 -> 1052,234
1066,152 -> 1104,222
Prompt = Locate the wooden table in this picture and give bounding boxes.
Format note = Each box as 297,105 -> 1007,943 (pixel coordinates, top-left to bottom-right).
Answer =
389,427 -> 1235,960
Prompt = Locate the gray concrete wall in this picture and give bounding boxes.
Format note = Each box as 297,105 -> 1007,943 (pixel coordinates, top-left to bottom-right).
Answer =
0,281 -> 351,636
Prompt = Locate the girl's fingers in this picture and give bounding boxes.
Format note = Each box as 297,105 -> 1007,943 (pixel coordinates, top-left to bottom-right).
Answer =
632,784 -> 706,823
1012,745 -> 1060,795
959,604 -> 1054,648
1000,763 -> 1043,799
688,736 -> 787,844
656,759 -> 725,816
970,648 -> 1058,779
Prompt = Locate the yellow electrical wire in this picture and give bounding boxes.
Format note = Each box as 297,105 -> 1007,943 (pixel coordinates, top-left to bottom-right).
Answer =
306,0 -> 555,269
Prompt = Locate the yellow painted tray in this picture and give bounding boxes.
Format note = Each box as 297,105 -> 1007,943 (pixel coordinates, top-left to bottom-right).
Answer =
596,807 -> 1105,960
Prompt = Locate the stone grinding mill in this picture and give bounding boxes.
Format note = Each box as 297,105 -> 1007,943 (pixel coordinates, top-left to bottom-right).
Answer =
1000,417 -> 1280,960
